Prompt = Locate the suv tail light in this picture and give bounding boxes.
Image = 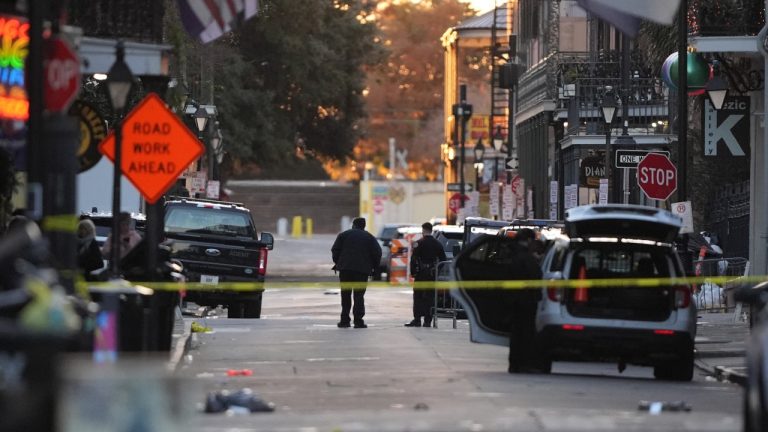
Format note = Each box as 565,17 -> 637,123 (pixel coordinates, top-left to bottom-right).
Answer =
674,285 -> 691,309
574,265 -> 589,303
258,248 -> 268,276
547,287 -> 563,302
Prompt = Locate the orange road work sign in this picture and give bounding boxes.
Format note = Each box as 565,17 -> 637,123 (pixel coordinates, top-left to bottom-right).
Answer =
99,93 -> 204,203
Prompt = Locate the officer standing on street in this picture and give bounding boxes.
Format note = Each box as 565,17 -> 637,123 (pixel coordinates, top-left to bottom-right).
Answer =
331,217 -> 382,329
405,222 -> 446,328
506,228 -> 546,373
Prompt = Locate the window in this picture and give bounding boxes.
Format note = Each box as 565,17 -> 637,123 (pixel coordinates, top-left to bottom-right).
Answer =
165,207 -> 255,238
572,247 -> 670,279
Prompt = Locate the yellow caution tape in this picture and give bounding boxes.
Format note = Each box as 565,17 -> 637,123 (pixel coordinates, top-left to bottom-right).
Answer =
42,214 -> 79,233
75,275 -> 762,293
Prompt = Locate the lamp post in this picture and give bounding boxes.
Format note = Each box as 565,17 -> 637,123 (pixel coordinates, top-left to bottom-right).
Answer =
194,106 -> 213,192
492,125 -> 503,181
106,41 -> 135,276
601,87 -> 617,204
473,138 -> 485,191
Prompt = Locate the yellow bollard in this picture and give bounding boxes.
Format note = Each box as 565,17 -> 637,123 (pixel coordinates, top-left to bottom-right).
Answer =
305,218 -> 313,239
292,216 -> 302,238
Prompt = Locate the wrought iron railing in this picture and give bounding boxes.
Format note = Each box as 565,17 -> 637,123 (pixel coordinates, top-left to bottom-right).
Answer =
558,78 -> 670,136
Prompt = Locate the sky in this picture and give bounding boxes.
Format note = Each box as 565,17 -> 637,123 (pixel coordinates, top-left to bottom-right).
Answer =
462,0 -> 497,14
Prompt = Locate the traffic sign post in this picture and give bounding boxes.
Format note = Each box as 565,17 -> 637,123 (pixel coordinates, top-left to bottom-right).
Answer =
99,93 -> 206,203
43,37 -> 80,113
615,149 -> 671,169
637,153 -> 677,201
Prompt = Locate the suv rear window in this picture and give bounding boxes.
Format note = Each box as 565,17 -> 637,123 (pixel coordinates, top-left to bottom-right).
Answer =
165,207 -> 255,238
571,247 -> 672,279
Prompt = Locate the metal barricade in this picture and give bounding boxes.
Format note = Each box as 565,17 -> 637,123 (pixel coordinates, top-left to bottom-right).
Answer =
692,257 -> 749,313
432,261 -> 462,329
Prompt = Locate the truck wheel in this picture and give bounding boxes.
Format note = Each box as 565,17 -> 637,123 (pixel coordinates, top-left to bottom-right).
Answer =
243,299 -> 262,319
227,303 -> 244,318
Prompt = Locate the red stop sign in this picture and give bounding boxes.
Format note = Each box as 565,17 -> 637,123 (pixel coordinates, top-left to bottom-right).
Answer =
637,153 -> 677,201
448,192 -> 466,214
44,37 -> 80,113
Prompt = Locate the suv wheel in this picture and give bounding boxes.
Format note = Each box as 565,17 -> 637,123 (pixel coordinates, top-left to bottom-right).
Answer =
653,342 -> 694,381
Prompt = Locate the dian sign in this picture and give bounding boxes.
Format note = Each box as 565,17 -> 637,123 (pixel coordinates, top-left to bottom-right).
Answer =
99,93 -> 205,203
43,37 -> 80,113
637,153 -> 677,201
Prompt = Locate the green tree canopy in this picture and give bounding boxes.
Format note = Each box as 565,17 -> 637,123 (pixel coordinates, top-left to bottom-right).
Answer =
212,0 -> 384,171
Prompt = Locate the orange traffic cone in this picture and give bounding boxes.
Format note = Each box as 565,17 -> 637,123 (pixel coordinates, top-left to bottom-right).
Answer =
574,265 -> 589,303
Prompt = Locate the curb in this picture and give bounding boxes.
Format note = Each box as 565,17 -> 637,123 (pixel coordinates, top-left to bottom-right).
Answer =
694,358 -> 747,386
168,310 -> 192,372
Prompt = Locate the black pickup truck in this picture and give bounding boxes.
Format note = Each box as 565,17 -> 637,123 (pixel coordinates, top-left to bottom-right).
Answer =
163,197 -> 274,318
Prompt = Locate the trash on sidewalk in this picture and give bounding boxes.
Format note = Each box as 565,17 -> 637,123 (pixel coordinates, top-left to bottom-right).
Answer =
204,388 -> 275,414
191,321 -> 213,333
638,400 -> 691,415
226,369 -> 253,376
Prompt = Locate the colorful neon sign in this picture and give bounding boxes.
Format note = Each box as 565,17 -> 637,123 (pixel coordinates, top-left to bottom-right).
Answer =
0,15 -> 28,121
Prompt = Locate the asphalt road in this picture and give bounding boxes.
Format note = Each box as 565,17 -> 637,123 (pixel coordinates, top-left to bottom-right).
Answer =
177,234 -> 743,431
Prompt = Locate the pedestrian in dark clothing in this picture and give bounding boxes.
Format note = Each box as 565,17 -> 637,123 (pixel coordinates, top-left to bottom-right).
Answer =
506,229 -> 546,373
77,219 -> 104,279
331,217 -> 382,329
405,222 -> 446,328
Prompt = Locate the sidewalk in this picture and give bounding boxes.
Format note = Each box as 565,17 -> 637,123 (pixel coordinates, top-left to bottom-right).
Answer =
695,312 -> 749,385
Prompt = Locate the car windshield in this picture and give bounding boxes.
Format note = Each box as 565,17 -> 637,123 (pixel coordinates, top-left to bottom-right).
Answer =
378,226 -> 400,241
165,207 -> 255,238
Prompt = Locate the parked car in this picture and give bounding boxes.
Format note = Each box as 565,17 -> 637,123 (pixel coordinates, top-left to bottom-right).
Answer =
461,217 -> 510,247
163,197 -> 273,318
373,223 -> 413,280
432,224 -> 463,260
451,204 -> 696,381
80,210 -> 146,248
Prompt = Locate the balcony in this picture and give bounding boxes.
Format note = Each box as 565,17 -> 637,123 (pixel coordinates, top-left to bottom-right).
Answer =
689,0 -> 764,37
556,77 -> 670,138
516,51 -> 658,124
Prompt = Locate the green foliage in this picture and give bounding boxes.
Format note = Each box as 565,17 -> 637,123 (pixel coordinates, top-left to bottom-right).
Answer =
212,0 -> 384,168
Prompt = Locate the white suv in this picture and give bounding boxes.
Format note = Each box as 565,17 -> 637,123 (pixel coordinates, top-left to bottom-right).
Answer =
451,204 -> 696,381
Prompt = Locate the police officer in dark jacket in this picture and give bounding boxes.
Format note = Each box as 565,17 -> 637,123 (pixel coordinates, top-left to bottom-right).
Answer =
506,229 -> 546,373
331,217 -> 382,328
405,222 -> 447,328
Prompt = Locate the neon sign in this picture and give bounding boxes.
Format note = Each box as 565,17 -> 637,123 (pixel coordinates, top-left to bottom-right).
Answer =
0,15 -> 28,121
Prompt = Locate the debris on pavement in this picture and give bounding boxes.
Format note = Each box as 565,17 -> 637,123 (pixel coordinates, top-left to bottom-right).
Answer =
227,369 -> 254,376
204,388 -> 275,414
638,400 -> 692,415
191,321 -> 213,333
413,402 -> 429,411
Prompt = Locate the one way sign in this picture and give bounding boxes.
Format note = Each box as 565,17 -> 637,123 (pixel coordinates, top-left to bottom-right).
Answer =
505,156 -> 518,170
704,96 -> 749,157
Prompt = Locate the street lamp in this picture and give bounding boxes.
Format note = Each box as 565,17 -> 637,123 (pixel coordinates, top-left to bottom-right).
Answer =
705,75 -> 729,110
106,40 -> 135,276
194,106 -> 214,186
601,87 -> 617,204
492,125 -> 504,181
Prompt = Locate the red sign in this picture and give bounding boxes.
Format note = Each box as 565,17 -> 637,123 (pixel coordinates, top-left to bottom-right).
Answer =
99,93 -> 205,204
43,37 -> 80,113
448,192 -> 467,214
637,153 -> 677,201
